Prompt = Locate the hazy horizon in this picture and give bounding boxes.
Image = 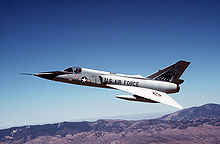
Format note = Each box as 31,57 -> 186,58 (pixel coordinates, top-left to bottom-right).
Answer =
0,0 -> 220,128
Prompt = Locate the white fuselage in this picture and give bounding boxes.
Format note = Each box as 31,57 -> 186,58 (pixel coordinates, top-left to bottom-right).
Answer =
53,68 -> 179,94
33,60 -> 190,109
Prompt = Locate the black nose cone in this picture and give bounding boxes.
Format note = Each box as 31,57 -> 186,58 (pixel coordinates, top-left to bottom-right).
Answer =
34,72 -> 57,80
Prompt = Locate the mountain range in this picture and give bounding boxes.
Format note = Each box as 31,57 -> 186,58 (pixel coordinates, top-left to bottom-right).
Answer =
0,103 -> 219,144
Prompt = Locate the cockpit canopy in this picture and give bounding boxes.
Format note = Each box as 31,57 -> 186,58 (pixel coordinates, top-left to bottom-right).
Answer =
64,67 -> 82,73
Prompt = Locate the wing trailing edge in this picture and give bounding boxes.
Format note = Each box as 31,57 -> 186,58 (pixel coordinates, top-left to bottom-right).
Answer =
108,84 -> 183,109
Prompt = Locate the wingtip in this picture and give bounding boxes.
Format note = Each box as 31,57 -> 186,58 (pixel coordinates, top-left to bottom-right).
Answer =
177,105 -> 184,109
174,103 -> 184,109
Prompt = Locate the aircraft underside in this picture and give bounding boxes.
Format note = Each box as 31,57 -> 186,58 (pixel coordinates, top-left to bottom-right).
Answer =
29,60 -> 190,109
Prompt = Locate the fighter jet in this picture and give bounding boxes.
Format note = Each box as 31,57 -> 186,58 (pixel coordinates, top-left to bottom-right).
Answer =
29,60 -> 190,109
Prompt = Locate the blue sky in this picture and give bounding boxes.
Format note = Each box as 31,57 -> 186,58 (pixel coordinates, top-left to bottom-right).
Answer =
0,0 -> 220,128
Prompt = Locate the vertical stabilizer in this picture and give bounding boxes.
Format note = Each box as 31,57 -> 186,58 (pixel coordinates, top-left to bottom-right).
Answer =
147,61 -> 190,84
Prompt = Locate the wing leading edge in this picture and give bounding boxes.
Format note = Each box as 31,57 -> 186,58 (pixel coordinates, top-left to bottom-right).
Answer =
107,84 -> 183,109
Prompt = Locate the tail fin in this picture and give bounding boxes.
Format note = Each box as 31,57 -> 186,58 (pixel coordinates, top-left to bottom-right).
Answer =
147,60 -> 190,84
